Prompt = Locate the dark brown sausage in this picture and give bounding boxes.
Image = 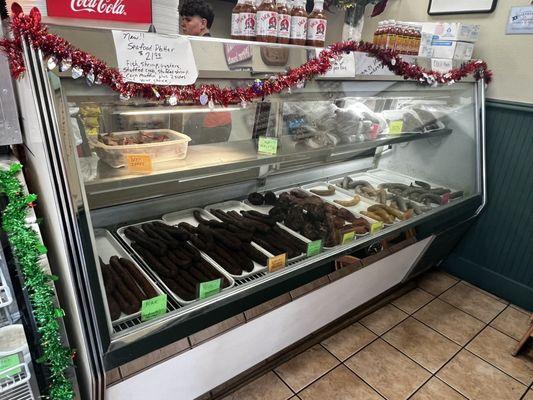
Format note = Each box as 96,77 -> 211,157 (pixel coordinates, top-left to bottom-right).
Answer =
110,256 -> 147,301
125,227 -> 167,256
241,243 -> 269,266
107,293 -> 121,321
131,243 -> 174,278
107,267 -> 140,314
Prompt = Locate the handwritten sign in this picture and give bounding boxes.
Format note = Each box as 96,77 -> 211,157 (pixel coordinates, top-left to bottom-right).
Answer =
126,154 -> 153,173
389,120 -> 404,135
306,240 -> 322,257
354,52 -> 394,76
112,31 -> 198,85
268,253 -> 287,272
258,137 -> 278,155
319,50 -> 356,78
199,279 -> 222,299
0,355 -> 21,379
342,231 -> 355,245
141,294 -> 167,321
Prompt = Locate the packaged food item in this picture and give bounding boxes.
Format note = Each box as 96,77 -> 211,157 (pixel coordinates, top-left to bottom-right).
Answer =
290,0 -> 307,45
276,0 -> 291,44
306,0 -> 327,47
231,0 -> 245,39
256,0 -> 278,42
240,0 -> 257,40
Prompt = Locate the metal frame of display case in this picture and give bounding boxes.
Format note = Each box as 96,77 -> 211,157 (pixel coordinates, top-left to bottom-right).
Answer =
15,31 -> 486,399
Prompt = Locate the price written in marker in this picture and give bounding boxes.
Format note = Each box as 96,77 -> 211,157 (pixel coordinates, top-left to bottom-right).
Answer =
370,222 -> 383,234
141,294 -> 167,322
198,279 -> 222,299
389,120 -> 404,135
306,240 -> 323,257
127,154 -> 153,173
0,355 -> 21,379
268,253 -> 287,272
342,231 -> 356,245
258,137 -> 278,155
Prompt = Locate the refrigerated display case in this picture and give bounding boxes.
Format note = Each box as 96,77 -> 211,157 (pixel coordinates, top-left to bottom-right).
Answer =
14,26 -> 485,399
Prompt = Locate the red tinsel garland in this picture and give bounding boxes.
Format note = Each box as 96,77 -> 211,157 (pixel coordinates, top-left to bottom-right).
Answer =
1,4 -> 492,106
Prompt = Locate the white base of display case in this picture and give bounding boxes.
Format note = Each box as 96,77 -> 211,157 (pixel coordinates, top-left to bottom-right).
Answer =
107,236 -> 433,400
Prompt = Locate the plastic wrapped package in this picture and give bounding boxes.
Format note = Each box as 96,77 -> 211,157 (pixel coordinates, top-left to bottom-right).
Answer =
334,101 -> 388,141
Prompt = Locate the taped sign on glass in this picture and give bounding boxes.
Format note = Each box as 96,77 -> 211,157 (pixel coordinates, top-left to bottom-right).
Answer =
315,49 -> 355,78
112,31 -> 198,85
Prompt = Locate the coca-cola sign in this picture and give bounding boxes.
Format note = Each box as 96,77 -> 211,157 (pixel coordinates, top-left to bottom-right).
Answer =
46,0 -> 152,23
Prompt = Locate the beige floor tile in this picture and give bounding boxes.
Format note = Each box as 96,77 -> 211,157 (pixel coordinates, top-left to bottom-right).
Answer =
417,270 -> 458,296
221,371 -> 293,400
345,339 -> 431,400
461,281 -> 509,304
410,377 -> 466,400
321,323 -> 377,361
298,365 -> 383,400
466,326 -> 533,385
439,282 -> 507,323
437,350 -> 527,400
383,317 -> 460,373
359,304 -> 408,335
392,288 -> 435,314
523,390 -> 533,400
490,306 -> 532,341
105,368 -> 121,386
274,344 -> 339,392
414,299 -> 485,345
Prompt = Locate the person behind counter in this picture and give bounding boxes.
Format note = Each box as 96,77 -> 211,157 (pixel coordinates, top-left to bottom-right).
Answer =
179,0 -> 232,145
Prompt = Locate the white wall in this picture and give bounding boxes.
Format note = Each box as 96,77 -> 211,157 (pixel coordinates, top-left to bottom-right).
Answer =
361,0 -> 533,104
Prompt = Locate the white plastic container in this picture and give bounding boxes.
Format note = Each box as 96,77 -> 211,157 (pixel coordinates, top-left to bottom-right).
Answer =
0,324 -> 31,394
90,129 -> 191,168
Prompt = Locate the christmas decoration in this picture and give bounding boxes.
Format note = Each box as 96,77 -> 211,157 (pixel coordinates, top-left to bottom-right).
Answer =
0,163 -> 74,400
0,4 -> 492,107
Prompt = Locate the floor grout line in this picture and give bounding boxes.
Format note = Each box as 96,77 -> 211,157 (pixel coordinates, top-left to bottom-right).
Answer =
271,369 -> 297,396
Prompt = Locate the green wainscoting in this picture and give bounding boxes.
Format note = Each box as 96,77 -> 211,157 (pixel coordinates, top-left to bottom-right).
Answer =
444,99 -> 533,311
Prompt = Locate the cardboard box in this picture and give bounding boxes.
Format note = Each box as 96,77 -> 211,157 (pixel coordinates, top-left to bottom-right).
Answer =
431,40 -> 474,60
432,23 -> 480,43
416,57 -> 463,73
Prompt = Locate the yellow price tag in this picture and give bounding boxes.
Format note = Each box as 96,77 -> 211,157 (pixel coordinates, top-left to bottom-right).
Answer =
370,222 -> 383,234
342,231 -> 355,245
127,154 -> 153,173
258,137 -> 278,155
268,253 -> 287,272
389,120 -> 404,134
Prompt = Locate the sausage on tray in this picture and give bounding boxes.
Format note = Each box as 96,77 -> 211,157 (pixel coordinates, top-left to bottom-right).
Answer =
117,258 -> 158,299
110,256 -> 147,301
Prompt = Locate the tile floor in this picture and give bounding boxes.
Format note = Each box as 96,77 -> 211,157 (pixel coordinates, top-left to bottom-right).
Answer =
220,270 -> 533,400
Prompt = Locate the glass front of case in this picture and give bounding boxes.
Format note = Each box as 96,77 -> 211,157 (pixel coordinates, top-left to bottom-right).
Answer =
44,31 -> 481,359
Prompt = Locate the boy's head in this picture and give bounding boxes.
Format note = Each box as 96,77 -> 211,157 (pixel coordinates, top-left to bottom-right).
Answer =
179,0 -> 215,36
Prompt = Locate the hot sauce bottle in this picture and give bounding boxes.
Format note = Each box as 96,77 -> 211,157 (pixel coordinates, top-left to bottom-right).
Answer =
306,0 -> 327,47
277,0 -> 291,44
256,0 -> 278,42
240,0 -> 257,41
231,0 -> 245,40
290,0 -> 307,45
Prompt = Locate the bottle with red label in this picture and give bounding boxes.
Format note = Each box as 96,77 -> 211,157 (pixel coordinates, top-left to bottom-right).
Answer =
256,0 -> 278,42
306,0 -> 327,47
231,0 -> 245,39
276,0 -> 291,44
240,0 -> 257,40
290,0 -> 307,45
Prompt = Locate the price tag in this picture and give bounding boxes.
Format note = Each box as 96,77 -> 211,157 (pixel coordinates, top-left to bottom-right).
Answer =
306,240 -> 322,257
141,294 -> 167,322
258,137 -> 278,156
370,222 -> 383,234
342,231 -> 355,245
0,355 -> 21,379
268,253 -> 287,272
126,154 -> 153,173
198,279 -> 222,299
441,193 -> 450,205
389,120 -> 404,134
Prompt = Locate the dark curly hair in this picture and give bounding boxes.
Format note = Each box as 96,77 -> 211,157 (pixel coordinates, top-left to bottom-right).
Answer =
179,0 -> 215,28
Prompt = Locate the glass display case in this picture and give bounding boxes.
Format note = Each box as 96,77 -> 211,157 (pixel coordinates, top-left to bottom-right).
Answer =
16,27 -> 485,397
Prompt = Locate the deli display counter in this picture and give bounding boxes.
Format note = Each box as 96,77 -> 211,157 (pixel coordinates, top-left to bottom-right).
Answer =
15,28 -> 485,399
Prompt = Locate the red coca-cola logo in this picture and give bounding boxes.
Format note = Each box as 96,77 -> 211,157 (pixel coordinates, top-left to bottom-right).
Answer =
47,0 -> 151,23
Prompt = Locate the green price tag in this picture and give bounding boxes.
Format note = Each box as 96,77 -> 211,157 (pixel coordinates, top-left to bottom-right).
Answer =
370,222 -> 383,234
306,240 -> 322,257
258,137 -> 278,155
0,354 -> 21,379
141,294 -> 167,322
199,279 -> 222,299
389,120 -> 404,134
342,231 -> 355,245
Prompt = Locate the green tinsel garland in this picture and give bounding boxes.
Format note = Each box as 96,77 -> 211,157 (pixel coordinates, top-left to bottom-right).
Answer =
0,163 -> 74,400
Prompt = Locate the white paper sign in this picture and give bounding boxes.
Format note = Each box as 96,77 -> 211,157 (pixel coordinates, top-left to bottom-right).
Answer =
506,6 -> 533,34
354,52 -> 393,76
316,50 -> 355,78
112,31 -> 198,85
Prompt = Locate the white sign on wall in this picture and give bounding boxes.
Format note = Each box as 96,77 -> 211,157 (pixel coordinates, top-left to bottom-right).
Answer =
112,31 -> 198,85
506,6 -> 533,34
